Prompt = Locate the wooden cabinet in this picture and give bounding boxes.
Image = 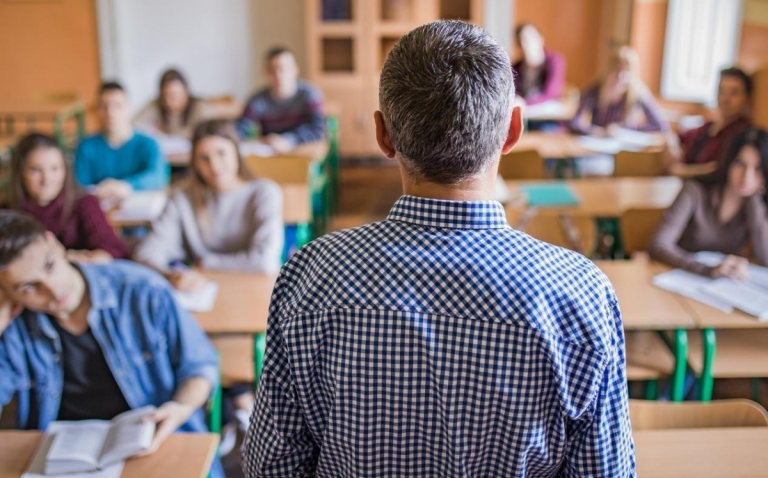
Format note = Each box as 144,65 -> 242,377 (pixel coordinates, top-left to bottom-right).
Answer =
307,0 -> 484,157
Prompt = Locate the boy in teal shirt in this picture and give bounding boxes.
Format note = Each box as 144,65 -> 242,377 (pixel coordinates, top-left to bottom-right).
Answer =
75,82 -> 168,201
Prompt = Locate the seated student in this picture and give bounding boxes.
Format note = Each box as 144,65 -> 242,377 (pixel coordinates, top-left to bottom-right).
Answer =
135,69 -> 214,139
569,46 -> 669,135
7,133 -> 129,263
512,23 -> 566,106
649,128 -> 768,277
75,82 -> 169,202
668,67 -> 752,177
237,47 -> 325,152
0,211 -> 223,477
134,119 -> 283,292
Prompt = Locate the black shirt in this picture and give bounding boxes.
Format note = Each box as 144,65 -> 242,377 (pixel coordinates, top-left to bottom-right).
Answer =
52,319 -> 131,421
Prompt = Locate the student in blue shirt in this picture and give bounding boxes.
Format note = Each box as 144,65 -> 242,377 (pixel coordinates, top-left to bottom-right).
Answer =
75,82 -> 169,202
0,211 -> 222,477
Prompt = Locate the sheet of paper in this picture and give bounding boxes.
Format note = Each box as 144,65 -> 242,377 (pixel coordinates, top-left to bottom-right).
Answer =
524,100 -> 567,120
652,269 -> 733,313
576,136 -> 625,155
109,191 -> 168,223
155,135 -> 192,156
701,279 -> 768,320
239,141 -> 275,157
693,251 -> 768,290
611,127 -> 662,149
173,281 -> 219,312
22,434 -> 124,478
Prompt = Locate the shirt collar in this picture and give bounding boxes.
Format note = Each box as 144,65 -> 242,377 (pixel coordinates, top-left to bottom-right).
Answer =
387,195 -> 509,230
77,263 -> 118,311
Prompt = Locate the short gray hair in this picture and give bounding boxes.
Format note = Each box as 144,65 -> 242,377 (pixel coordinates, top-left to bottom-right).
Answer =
379,21 -> 514,184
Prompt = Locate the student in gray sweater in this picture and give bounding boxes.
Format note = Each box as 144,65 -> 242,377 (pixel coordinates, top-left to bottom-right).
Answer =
649,128 -> 768,278
134,119 -> 283,292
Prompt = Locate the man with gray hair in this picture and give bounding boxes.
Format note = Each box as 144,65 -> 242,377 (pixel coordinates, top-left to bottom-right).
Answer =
243,20 -> 634,477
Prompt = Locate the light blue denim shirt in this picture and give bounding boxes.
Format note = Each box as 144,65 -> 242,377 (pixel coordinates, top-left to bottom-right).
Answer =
0,260 -> 219,432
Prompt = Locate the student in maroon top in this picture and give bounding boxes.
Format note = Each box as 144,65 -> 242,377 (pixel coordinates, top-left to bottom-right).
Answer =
669,67 -> 752,177
8,133 -> 129,262
512,23 -> 566,106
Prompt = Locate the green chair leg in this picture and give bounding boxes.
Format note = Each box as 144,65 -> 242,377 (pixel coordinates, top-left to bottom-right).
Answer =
671,329 -> 688,402
752,378 -> 761,403
208,377 -> 222,435
253,332 -> 266,393
644,380 -> 658,400
700,328 -> 717,402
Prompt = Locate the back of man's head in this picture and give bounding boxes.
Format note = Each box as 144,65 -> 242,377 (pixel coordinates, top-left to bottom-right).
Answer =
379,20 -> 514,184
0,211 -> 46,270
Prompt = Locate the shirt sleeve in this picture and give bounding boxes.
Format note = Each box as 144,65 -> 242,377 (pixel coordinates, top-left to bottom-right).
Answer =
154,285 -> 219,391
568,87 -> 598,135
648,182 -> 713,276
74,141 -> 95,187
77,195 -> 130,259
120,138 -> 169,190
242,275 -> 319,477
280,87 -> 326,147
560,295 -> 636,477
635,93 -> 670,133
133,195 -> 188,273
199,183 -> 284,273
746,195 -> 768,267
0,334 -> 18,407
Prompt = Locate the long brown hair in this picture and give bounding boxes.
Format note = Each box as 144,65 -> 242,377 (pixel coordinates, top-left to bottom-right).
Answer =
158,69 -> 200,133
10,133 -> 80,229
186,120 -> 255,215
597,46 -> 649,125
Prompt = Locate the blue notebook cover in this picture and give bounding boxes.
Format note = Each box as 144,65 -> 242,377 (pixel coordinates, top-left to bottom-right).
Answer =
520,183 -> 579,207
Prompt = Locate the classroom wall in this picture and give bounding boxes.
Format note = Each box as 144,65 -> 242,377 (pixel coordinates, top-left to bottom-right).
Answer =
104,0 -> 253,113
513,0 -> 608,90
250,0 -> 308,91
631,0 -> 768,112
0,0 -> 100,107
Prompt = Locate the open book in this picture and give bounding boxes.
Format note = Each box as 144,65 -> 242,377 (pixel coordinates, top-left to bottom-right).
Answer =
653,252 -> 768,320
41,407 -> 156,475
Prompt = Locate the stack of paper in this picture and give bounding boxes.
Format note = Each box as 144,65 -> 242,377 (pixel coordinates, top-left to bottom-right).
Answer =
155,135 -> 192,156
653,252 -> 768,320
524,100 -> 568,120
577,128 -> 662,154
240,141 -> 275,157
109,191 -> 168,223
173,281 -> 219,312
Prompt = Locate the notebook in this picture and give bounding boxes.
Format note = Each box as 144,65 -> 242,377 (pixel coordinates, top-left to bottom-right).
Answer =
520,183 -> 579,207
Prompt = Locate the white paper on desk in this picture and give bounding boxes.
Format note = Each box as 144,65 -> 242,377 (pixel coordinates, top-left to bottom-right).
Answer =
524,100 -> 567,120
576,136 -> 626,154
239,141 -> 275,157
108,191 -> 168,222
612,127 -> 661,149
701,279 -> 768,321
652,269 -> 734,313
22,434 -> 124,478
694,251 -> 768,290
173,281 -> 219,312
155,135 -> 192,156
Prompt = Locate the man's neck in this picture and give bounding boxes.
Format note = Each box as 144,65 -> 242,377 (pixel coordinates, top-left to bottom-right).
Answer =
399,163 -> 497,202
104,126 -> 133,147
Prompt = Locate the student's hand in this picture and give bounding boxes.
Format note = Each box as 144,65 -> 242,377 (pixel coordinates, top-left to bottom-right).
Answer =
167,270 -> 208,292
263,134 -> 293,153
66,249 -> 114,264
0,288 -> 23,335
590,126 -> 608,138
606,123 -> 622,137
137,401 -> 196,456
712,255 -> 750,281
95,179 -> 133,202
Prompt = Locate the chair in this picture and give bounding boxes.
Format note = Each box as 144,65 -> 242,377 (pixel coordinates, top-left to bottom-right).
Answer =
620,208 -> 665,256
625,331 -> 675,382
507,208 -> 596,256
498,149 -> 545,180
614,150 -> 666,177
630,399 -> 768,430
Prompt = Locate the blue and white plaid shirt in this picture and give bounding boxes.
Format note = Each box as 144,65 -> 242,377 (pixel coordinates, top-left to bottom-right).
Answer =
243,195 -> 635,477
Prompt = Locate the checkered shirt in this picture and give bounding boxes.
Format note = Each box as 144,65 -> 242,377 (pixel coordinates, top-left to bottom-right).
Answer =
243,195 -> 635,477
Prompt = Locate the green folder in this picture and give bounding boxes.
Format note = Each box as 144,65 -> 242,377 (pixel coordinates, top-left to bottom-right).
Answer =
520,183 -> 579,207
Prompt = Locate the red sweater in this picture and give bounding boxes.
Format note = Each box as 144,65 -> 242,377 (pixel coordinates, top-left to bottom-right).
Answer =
680,116 -> 751,165
21,192 -> 129,259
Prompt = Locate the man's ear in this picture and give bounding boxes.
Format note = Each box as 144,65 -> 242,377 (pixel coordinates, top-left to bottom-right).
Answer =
374,111 -> 396,159
501,105 -> 524,155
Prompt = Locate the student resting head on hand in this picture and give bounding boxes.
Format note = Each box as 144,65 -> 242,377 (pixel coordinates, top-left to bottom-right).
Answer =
8,133 -> 129,263
0,210 -> 223,476
134,119 -> 283,293
650,127 -> 768,279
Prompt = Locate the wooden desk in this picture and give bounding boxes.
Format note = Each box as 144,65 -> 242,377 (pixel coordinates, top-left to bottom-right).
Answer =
505,177 -> 682,217
168,140 -> 328,167
634,428 -> 768,478
193,270 -> 276,334
515,131 -> 665,160
0,431 -> 218,478
596,260 -> 695,330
